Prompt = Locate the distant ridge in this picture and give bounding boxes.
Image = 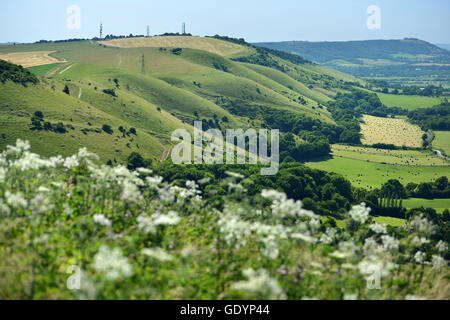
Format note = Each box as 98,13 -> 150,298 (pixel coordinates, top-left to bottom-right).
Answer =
255,38 -> 450,84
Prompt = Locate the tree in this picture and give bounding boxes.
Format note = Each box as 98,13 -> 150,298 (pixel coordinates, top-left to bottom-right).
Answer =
435,176 -> 448,191
63,85 -> 70,95
127,152 -> 152,170
102,124 -> 113,135
34,111 -> 44,119
381,179 -> 406,199
416,183 -> 433,199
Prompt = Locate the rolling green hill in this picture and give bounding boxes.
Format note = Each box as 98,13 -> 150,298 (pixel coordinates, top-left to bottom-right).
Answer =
255,38 -> 450,84
0,36 -> 365,164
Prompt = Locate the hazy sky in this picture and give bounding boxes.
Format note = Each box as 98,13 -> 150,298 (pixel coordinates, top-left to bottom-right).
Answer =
1,0 -> 449,44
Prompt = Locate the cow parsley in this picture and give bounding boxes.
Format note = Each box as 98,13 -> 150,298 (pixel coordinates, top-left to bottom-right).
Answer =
93,246 -> 133,281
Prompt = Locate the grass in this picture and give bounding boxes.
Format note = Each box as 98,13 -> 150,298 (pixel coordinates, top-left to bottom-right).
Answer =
0,81 -> 164,164
377,92 -> 442,110
305,156 -> 450,189
331,144 -> 448,166
307,144 -> 450,190
372,216 -> 406,227
26,63 -> 62,76
433,131 -> 450,155
403,198 -> 450,213
360,115 -> 424,148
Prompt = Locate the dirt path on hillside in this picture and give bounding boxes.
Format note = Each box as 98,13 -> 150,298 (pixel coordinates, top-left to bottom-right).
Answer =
159,141 -> 169,162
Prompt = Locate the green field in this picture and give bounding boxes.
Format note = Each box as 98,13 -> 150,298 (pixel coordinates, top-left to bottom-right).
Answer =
433,131 -> 450,155
312,144 -> 450,189
403,198 -> 450,213
27,63 -> 61,76
331,144 -> 448,166
377,92 -> 442,110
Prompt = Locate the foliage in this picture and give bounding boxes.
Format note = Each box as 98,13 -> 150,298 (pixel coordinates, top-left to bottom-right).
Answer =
0,59 -> 39,85
0,140 -> 448,299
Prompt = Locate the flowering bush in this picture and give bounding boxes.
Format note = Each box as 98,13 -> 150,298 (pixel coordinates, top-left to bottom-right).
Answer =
0,140 -> 448,299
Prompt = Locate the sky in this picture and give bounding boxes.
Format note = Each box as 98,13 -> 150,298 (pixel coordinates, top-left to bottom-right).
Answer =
0,0 -> 449,44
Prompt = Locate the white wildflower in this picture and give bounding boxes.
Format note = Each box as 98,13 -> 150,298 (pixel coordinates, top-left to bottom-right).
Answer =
29,193 -> 53,215
0,199 -> 11,217
158,187 -> 175,203
431,255 -> 446,270
225,171 -> 245,179
0,167 -> 6,182
49,155 -> 65,167
410,215 -> 435,235
120,180 -> 142,203
63,155 -> 79,169
146,176 -> 163,189
436,240 -> 448,253
137,215 -> 156,234
320,227 -> 337,244
349,203 -> 371,224
331,241 -> 357,259
414,251 -> 426,264
369,223 -> 387,234
5,191 -> 27,208
231,268 -> 286,300
381,235 -> 400,251
405,294 -> 426,300
152,211 -> 180,226
363,237 -> 384,255
137,167 -> 152,174
291,232 -> 317,243
63,203 -> 73,217
93,246 -> 133,281
93,214 -> 112,227
411,236 -> 430,247
142,247 -> 173,262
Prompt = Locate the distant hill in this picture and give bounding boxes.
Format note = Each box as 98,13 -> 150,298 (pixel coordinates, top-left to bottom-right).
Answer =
436,43 -> 450,51
255,39 -> 450,84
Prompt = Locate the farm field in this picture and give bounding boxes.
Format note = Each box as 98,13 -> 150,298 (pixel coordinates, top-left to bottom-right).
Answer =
99,36 -> 250,57
360,114 -> 424,147
403,198 -> 450,213
433,131 -> 450,155
305,156 -> 450,189
377,92 -> 442,110
331,144 -> 448,166
0,51 -> 64,67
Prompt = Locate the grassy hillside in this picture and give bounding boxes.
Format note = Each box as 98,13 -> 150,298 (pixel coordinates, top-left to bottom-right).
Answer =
2,36 -> 363,163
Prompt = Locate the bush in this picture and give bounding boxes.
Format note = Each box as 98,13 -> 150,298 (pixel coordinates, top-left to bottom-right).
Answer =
102,124 -> 114,135
102,89 -> 117,97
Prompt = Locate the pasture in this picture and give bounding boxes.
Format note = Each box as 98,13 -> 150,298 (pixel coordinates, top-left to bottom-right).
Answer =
306,156 -> 450,189
331,144 -> 448,166
403,198 -> 450,213
433,131 -> 450,155
360,115 -> 424,148
27,63 -> 61,76
377,92 -> 442,110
